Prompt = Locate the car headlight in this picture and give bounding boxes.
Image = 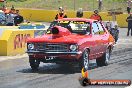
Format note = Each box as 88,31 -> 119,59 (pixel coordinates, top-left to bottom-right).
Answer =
70,45 -> 78,51
28,43 -> 34,50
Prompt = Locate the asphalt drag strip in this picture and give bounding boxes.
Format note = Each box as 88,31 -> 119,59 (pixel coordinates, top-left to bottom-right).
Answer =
0,28 -> 132,88
0,43 -> 131,88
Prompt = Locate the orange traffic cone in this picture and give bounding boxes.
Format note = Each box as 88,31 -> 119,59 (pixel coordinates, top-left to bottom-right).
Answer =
81,67 -> 88,78
79,67 -> 91,86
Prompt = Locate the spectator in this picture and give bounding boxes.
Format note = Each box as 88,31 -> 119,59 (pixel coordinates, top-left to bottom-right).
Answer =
126,13 -> 132,36
6,8 -> 16,26
14,10 -> 24,26
76,8 -> 83,18
2,5 -> 7,12
55,7 -> 67,20
10,6 -> 16,14
90,10 -> 102,21
127,0 -> 132,14
0,10 -> 6,25
97,0 -> 103,11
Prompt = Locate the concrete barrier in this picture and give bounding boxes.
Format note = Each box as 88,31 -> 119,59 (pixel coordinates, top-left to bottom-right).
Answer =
0,29 -> 47,56
0,29 -> 34,56
18,8 -> 129,27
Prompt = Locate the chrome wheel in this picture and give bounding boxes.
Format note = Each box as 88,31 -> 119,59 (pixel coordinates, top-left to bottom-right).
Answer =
82,50 -> 89,70
96,48 -> 111,66
105,49 -> 110,65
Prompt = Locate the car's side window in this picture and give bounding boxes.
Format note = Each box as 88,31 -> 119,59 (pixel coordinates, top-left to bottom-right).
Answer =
92,22 -> 100,35
97,22 -> 105,35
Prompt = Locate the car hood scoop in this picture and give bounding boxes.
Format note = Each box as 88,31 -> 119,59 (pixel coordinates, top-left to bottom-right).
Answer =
50,26 -> 71,36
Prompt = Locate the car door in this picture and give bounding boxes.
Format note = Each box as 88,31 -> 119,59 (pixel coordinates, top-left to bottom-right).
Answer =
97,22 -> 109,53
96,22 -> 108,53
90,22 -> 102,58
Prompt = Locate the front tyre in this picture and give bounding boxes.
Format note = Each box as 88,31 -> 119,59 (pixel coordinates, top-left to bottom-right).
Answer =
96,48 -> 111,66
29,58 -> 40,70
80,49 -> 89,71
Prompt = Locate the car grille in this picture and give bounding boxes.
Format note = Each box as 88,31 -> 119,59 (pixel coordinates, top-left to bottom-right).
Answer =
35,43 -> 69,52
35,43 -> 45,51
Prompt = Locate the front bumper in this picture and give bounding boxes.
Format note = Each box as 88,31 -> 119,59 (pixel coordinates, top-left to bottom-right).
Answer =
26,51 -> 82,55
26,51 -> 82,61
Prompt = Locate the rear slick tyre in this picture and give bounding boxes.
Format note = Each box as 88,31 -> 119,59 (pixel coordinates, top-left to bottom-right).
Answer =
96,48 -> 110,66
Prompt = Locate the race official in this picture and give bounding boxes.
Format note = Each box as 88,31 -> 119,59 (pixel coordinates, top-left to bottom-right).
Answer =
126,13 -> 132,36
90,10 -> 102,21
55,7 -> 67,20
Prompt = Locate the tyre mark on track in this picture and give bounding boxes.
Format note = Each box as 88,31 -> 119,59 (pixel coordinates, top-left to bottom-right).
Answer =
112,48 -> 132,55
110,51 -> 132,64
88,48 -> 132,79
10,48 -> 132,86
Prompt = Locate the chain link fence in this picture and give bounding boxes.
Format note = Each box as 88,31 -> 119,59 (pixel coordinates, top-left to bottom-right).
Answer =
6,0 -> 129,13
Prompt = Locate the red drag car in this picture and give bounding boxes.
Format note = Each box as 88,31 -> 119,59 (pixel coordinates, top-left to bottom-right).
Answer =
26,18 -> 115,70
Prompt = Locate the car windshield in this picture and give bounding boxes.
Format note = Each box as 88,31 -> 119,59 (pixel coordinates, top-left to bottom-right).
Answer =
47,20 -> 91,35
